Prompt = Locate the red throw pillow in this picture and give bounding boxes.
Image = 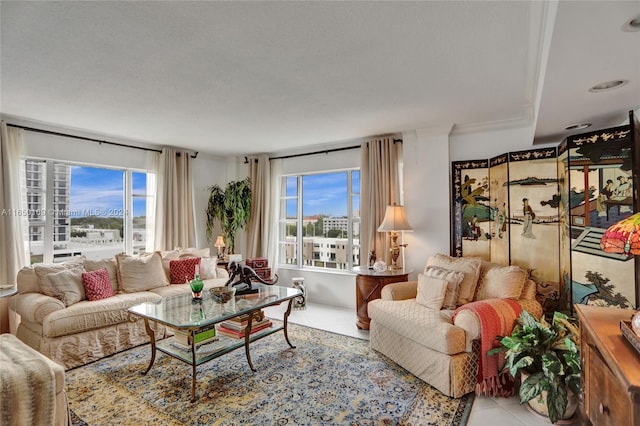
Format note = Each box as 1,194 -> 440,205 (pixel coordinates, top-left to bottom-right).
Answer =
169,257 -> 202,284
82,268 -> 115,301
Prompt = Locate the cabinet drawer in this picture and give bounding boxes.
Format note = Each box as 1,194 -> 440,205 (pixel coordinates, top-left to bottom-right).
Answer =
588,345 -> 630,426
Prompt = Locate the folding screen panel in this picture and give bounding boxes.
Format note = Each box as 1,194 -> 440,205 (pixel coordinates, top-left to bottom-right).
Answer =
451,160 -> 490,259
506,148 -> 560,312
488,154 -> 509,266
562,125 -> 635,309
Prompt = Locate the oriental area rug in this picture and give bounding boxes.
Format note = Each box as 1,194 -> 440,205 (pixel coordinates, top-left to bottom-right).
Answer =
66,323 -> 474,425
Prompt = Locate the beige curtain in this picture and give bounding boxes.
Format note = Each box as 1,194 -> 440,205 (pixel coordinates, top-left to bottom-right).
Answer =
0,122 -> 28,284
360,136 -> 402,266
246,154 -> 272,258
153,148 -> 196,250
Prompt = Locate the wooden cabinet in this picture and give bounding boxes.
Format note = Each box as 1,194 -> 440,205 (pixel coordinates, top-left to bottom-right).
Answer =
353,266 -> 409,330
575,305 -> 640,426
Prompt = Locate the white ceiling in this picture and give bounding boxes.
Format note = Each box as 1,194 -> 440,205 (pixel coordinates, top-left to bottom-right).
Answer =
1,1 -> 639,156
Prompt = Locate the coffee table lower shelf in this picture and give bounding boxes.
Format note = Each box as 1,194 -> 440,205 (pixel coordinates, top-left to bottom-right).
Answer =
142,317 -> 294,402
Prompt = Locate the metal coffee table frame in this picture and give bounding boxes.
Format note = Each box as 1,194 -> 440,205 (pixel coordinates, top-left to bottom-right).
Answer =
128,284 -> 301,402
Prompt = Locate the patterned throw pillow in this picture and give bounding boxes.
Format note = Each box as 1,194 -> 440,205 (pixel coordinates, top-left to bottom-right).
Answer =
423,266 -> 464,310
169,257 -> 202,284
82,268 -> 116,301
425,254 -> 482,306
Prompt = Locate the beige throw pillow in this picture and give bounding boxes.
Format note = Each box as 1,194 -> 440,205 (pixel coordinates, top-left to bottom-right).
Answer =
475,265 -> 528,300
416,274 -> 449,310
116,252 -> 168,293
42,267 -> 86,306
425,254 -> 481,306
423,266 -> 463,310
34,257 -> 85,298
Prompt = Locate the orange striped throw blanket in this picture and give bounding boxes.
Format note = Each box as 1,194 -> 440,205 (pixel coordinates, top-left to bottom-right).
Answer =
452,298 -> 522,397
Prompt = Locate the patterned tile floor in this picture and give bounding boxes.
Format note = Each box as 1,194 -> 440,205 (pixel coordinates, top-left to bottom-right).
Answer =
263,302 -> 551,426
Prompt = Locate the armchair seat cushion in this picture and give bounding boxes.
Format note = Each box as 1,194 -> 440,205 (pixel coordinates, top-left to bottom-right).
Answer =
368,299 -> 466,355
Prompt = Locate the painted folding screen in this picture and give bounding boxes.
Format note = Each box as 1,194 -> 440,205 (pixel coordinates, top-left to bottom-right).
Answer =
561,125 -> 635,309
506,148 -> 560,312
451,159 -> 490,259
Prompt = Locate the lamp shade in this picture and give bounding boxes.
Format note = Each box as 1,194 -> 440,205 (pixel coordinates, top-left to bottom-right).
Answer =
214,235 -> 226,248
377,204 -> 413,232
600,212 -> 640,256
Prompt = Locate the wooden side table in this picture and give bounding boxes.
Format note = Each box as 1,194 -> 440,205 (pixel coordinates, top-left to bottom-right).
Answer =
575,304 -> 640,426
353,266 -> 410,330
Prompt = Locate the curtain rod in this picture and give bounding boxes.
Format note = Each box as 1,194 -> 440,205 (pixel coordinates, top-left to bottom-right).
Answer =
7,123 -> 199,158
267,138 -> 401,161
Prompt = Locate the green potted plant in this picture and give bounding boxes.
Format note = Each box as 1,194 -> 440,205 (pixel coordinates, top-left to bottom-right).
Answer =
205,177 -> 251,255
489,310 -> 581,424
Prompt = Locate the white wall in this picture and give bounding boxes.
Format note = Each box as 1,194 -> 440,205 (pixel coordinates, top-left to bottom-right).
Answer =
270,145 -> 362,310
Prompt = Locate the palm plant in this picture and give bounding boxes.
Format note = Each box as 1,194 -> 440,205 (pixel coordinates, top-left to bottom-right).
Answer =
489,310 -> 581,424
205,177 -> 251,254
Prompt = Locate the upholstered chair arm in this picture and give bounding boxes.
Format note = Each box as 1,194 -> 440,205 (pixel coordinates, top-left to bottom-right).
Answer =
380,280 -> 417,301
9,292 -> 65,324
452,309 -> 481,352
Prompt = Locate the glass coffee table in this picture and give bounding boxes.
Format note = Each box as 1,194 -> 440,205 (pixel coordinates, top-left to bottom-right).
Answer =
127,284 -> 302,402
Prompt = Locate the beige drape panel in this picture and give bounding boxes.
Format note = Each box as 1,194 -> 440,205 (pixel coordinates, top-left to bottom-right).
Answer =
153,148 -> 196,250
360,137 -> 402,266
0,122 -> 28,284
246,154 -> 272,258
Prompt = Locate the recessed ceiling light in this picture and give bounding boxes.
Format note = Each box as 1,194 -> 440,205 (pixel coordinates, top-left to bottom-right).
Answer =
589,80 -> 628,92
564,123 -> 591,131
623,15 -> 640,32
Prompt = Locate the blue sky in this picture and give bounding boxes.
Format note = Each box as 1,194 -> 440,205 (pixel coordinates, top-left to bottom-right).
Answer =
286,171 -> 360,218
69,166 -> 147,217
69,166 -> 359,219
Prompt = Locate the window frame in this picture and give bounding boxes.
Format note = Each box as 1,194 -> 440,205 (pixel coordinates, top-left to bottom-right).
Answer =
24,158 -> 153,263
278,168 -> 360,272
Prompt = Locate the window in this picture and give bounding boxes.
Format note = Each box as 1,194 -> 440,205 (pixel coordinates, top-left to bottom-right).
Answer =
278,169 -> 360,270
25,159 -> 153,264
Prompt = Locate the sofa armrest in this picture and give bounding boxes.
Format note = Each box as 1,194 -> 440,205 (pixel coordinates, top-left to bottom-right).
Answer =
216,268 -> 229,279
9,293 -> 65,324
380,281 -> 417,301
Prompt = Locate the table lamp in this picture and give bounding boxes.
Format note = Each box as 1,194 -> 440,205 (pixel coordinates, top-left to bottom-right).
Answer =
377,203 -> 413,270
214,235 -> 226,259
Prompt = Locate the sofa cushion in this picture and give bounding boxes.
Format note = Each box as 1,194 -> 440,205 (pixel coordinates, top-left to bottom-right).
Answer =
423,266 -> 464,309
116,252 -> 168,293
84,258 -> 119,293
42,267 -> 87,307
169,257 -> 201,284
42,292 -> 162,338
475,265 -> 527,300
416,274 -> 448,310
34,257 -> 85,298
82,268 -> 116,301
426,254 -> 481,306
368,299 -> 466,355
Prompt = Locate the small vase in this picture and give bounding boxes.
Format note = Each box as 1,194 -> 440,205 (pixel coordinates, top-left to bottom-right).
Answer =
189,274 -> 204,300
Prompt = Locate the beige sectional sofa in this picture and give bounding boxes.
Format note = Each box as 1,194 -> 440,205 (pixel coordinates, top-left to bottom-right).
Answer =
9,248 -> 229,370
368,254 -> 543,398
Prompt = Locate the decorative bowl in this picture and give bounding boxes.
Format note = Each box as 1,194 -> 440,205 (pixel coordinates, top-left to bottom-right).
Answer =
210,286 -> 236,303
